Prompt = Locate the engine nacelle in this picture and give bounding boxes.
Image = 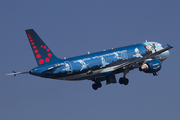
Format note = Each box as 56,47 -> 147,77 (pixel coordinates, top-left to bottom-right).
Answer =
139,59 -> 162,73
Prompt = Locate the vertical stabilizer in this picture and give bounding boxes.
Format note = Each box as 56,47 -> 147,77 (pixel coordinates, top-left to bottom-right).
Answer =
25,29 -> 60,66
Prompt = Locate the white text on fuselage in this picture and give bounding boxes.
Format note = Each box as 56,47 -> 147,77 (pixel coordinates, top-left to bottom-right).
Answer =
73,50 -> 128,63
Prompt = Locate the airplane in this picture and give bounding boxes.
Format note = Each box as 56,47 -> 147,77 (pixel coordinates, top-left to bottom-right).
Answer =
7,29 -> 173,90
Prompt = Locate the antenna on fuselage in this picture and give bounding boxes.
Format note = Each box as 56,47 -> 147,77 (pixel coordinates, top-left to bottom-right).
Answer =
145,39 -> 148,42
64,57 -> 66,59
87,51 -> 90,54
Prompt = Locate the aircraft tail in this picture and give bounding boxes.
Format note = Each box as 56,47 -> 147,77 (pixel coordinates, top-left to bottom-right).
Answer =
25,29 -> 61,66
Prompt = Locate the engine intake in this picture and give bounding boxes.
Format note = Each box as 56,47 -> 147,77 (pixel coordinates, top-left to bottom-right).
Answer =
139,59 -> 162,73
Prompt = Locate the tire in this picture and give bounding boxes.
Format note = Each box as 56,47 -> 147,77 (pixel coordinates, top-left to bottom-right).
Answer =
153,72 -> 159,76
96,82 -> 102,88
124,78 -> 129,85
92,83 -> 98,90
119,77 -> 124,84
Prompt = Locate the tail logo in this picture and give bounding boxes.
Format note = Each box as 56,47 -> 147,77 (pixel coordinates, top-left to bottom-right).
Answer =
28,34 -> 52,65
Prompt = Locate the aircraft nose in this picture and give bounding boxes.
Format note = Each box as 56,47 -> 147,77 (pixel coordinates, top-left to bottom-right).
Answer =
162,50 -> 170,60
158,49 -> 170,61
167,50 -> 170,57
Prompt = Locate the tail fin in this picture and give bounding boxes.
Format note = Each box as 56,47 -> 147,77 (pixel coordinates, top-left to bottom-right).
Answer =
25,29 -> 61,66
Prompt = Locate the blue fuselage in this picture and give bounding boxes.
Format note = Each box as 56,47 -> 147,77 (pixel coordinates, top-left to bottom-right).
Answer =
30,42 -> 169,80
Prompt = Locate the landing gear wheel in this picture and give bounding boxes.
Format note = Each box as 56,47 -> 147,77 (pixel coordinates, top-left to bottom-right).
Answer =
119,77 -> 129,85
92,83 -> 98,90
96,82 -> 102,88
124,78 -> 129,85
153,72 -> 159,76
119,77 -> 124,84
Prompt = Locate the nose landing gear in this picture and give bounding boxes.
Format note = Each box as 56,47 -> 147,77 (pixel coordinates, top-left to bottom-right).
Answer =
119,67 -> 129,85
153,72 -> 159,76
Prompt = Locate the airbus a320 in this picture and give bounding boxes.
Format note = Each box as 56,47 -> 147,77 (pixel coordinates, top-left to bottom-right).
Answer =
7,29 -> 173,90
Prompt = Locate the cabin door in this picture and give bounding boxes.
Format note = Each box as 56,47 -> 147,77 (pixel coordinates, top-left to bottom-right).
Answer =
64,61 -> 73,74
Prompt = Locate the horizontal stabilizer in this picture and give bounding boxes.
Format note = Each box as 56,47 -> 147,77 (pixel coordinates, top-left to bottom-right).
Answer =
6,71 -> 29,76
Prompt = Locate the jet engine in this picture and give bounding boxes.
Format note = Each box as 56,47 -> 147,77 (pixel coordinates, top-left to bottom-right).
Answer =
139,59 -> 162,73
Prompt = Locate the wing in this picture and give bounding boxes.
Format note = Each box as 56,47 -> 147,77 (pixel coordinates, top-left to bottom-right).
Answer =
113,44 -> 173,70
91,44 -> 173,86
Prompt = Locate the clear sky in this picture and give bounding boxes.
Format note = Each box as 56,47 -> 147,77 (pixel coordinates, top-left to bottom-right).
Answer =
0,0 -> 179,120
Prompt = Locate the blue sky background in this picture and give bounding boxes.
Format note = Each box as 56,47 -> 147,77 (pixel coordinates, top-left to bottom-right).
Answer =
1,0 -> 179,120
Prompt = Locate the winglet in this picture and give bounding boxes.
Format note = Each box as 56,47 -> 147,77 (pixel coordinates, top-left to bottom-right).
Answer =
167,44 -> 173,49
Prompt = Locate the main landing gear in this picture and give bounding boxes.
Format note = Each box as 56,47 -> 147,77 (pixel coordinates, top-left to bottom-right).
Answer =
119,77 -> 129,85
119,67 -> 129,85
92,82 -> 102,90
92,68 -> 130,90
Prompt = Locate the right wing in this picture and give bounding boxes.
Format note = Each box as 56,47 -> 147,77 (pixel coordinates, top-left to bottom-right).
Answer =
113,44 -> 173,70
